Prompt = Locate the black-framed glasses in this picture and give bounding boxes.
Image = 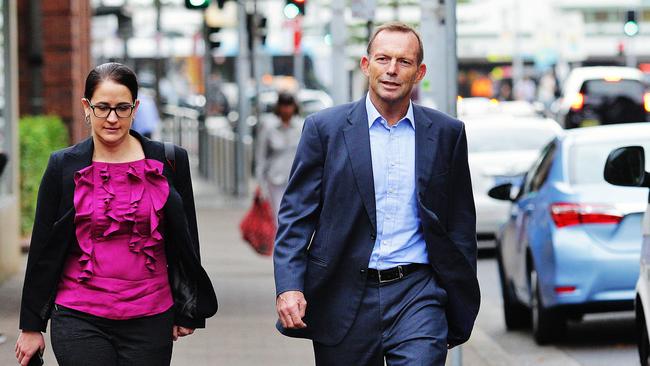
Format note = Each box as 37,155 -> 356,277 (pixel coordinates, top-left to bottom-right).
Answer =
86,99 -> 135,118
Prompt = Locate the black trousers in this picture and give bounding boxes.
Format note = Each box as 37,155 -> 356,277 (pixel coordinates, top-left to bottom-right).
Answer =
51,305 -> 174,366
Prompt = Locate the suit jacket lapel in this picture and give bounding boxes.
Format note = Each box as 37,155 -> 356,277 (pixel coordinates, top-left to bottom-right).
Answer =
414,105 -> 437,197
343,99 -> 377,232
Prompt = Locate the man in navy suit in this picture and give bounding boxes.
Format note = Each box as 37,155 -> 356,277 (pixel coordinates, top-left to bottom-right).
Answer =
274,22 -> 480,365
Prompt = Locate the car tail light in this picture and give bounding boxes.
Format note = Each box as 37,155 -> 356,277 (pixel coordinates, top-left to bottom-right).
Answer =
550,202 -> 623,228
555,286 -> 577,294
644,93 -> 650,112
570,93 -> 584,110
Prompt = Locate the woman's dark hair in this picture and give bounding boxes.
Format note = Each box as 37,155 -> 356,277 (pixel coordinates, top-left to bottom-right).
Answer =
84,62 -> 138,102
274,92 -> 299,116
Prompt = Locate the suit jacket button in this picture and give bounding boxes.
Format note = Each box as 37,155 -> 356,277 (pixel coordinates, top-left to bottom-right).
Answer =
370,233 -> 376,240
360,269 -> 366,274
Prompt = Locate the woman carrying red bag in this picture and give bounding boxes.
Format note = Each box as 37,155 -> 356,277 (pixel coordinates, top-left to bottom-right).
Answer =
255,92 -> 303,218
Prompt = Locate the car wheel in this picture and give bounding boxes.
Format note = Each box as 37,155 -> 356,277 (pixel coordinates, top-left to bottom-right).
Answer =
638,305 -> 650,366
497,243 -> 530,329
531,267 -> 566,344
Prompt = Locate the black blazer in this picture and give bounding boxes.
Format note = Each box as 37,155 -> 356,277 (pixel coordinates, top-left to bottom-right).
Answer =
19,130 -> 218,331
274,98 -> 480,348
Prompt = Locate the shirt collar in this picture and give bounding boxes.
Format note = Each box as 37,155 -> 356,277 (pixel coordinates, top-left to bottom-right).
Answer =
365,92 -> 415,129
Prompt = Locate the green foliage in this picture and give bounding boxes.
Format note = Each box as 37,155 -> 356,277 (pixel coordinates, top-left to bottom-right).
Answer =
19,115 -> 69,235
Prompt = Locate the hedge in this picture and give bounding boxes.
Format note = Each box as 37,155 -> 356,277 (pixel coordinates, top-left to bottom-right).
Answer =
19,115 -> 69,235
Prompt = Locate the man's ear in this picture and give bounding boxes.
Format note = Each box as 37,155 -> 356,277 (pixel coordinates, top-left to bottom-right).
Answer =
416,63 -> 427,82
360,56 -> 370,77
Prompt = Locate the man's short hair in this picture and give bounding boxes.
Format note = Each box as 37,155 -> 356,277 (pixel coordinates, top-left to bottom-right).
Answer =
366,22 -> 424,65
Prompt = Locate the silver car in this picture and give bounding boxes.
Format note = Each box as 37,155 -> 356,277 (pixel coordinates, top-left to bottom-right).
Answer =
465,115 -> 562,248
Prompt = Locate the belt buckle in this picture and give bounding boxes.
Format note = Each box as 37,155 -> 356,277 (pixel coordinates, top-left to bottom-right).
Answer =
378,265 -> 405,284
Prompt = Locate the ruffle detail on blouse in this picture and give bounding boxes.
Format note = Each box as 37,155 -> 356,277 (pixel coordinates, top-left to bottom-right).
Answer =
73,159 -> 170,281
130,160 -> 169,272
146,161 -> 170,271
73,166 -> 96,282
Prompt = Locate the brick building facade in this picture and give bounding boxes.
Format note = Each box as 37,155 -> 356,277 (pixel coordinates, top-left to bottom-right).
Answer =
18,0 -> 91,144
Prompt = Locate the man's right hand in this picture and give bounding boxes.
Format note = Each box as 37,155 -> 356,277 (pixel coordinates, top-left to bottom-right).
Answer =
276,291 -> 308,329
15,330 -> 45,366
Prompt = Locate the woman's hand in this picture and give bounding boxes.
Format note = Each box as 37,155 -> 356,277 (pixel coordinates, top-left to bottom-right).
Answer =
15,331 -> 45,366
172,325 -> 194,341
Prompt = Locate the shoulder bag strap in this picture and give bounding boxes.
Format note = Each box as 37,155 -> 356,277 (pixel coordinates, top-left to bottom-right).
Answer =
164,141 -> 176,173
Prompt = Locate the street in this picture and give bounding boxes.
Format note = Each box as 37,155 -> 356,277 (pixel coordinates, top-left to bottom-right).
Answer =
0,181 -> 639,365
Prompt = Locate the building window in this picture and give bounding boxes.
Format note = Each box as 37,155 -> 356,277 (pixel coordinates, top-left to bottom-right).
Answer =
642,10 -> 650,22
593,11 -> 609,23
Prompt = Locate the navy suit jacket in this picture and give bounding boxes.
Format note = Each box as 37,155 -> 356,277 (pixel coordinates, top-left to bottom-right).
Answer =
273,98 -> 480,348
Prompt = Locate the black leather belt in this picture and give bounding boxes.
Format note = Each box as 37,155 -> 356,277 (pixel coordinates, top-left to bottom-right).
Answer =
367,263 -> 429,284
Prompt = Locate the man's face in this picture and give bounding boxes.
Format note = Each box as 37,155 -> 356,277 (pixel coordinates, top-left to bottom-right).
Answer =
361,30 -> 426,106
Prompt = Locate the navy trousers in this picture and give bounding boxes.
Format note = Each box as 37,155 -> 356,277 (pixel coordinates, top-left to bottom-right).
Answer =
313,266 -> 448,366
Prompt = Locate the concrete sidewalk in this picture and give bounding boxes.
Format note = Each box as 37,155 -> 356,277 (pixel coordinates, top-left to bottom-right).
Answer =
0,176 -> 501,365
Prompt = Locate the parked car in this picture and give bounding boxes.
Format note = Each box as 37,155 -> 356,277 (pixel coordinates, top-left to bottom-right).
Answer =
603,144 -> 650,365
490,122 -> 649,344
464,115 -> 562,247
496,100 -> 545,117
556,66 -> 649,129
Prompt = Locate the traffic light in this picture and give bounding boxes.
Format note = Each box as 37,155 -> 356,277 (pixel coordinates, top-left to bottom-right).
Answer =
206,26 -> 222,51
246,14 -> 269,50
185,0 -> 210,10
284,0 -> 306,19
624,10 -> 639,37
258,16 -> 268,45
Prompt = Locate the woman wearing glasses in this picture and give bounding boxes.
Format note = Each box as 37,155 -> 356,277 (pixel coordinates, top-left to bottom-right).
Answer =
15,63 -> 217,366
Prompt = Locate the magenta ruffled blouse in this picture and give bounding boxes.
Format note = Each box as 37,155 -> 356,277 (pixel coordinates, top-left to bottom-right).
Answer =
55,159 -> 173,319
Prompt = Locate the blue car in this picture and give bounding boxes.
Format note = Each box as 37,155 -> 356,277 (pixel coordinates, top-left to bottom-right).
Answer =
489,123 -> 650,344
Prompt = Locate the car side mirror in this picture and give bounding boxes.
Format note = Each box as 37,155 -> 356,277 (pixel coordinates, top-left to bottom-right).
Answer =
604,146 -> 649,187
0,152 -> 7,179
488,182 -> 515,201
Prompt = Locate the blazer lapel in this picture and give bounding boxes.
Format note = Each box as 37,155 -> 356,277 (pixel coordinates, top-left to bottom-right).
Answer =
59,130 -> 166,211
343,99 -> 377,232
60,137 -> 94,210
414,105 -> 437,196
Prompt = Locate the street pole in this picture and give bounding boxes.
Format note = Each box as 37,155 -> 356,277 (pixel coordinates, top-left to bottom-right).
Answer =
511,0 -> 524,100
293,16 -> 304,87
421,4 -> 461,365
236,0 -> 251,196
626,36 -> 637,67
330,0 -> 349,104
154,0 -> 163,110
252,0 -> 263,128
420,0 -> 457,115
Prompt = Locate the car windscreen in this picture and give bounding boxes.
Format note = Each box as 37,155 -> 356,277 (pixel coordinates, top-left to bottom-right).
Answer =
466,125 -> 558,153
581,79 -> 645,103
570,139 -> 650,185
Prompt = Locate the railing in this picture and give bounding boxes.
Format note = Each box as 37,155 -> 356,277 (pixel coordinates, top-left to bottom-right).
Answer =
161,105 -> 252,196
161,105 -> 200,162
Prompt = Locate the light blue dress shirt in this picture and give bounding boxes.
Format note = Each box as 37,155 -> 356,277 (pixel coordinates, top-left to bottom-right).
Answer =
366,93 -> 429,270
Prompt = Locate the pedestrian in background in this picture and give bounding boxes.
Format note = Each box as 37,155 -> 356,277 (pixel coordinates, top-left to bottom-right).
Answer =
132,87 -> 160,139
255,92 -> 303,218
274,22 -> 480,365
15,62 -> 217,366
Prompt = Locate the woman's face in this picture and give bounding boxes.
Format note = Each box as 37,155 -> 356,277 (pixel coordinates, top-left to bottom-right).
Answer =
82,80 -> 139,147
278,103 -> 296,121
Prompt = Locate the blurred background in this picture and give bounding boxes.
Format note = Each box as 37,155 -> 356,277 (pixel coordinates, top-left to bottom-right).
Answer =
2,0 -> 650,365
